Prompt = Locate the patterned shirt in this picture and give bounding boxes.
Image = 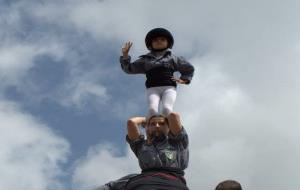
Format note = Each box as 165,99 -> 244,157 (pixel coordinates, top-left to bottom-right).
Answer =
126,128 -> 189,171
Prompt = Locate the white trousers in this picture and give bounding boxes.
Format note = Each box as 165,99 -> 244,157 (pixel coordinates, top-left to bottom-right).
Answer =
146,86 -> 177,117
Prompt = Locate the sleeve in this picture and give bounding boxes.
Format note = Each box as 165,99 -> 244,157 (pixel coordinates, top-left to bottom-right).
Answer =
126,135 -> 145,156
168,127 -> 189,149
119,56 -> 146,74
173,56 -> 194,84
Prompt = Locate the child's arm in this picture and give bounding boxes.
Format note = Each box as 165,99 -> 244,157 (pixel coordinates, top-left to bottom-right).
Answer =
122,41 -> 132,59
120,57 -> 145,74
173,56 -> 195,84
119,42 -> 145,74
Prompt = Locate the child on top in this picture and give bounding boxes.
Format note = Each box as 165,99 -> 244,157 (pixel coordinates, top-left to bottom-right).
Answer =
120,28 -> 194,117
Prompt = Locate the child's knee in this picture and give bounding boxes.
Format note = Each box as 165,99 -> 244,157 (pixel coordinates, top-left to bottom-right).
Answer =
148,107 -> 158,116
162,107 -> 172,116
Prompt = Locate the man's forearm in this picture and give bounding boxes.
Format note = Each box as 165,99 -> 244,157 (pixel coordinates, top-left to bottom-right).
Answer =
167,112 -> 182,135
128,117 -> 146,125
127,117 -> 146,140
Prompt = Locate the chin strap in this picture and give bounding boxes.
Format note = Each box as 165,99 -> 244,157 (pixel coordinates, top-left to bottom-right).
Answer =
151,47 -> 169,52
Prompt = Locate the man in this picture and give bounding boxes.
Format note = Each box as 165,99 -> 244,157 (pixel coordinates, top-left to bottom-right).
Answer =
97,112 -> 189,190
215,180 -> 242,190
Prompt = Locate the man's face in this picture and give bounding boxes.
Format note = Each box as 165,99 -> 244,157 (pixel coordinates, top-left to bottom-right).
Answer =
151,36 -> 168,50
146,116 -> 169,138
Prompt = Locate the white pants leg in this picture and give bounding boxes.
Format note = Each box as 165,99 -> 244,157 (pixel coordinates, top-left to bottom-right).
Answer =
146,87 -> 161,117
161,86 -> 177,116
146,86 -> 177,117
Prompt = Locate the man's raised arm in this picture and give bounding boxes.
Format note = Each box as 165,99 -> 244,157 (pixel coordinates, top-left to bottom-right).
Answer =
127,117 -> 146,140
167,112 -> 183,136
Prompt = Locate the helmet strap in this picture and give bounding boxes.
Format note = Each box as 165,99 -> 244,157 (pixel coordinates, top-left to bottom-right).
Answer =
150,47 -> 169,52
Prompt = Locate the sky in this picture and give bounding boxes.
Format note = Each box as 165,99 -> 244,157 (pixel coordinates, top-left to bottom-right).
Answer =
0,0 -> 300,190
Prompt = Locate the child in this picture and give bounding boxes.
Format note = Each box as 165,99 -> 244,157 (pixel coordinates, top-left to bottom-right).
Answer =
120,28 -> 194,117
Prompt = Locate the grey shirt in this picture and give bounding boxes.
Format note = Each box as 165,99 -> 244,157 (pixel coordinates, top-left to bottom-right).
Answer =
126,128 -> 189,171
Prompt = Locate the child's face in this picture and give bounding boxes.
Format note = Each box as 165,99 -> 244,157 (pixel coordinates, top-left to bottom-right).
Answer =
151,36 -> 168,50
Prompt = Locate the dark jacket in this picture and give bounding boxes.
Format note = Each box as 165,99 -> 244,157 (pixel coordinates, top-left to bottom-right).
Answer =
120,51 -> 194,88
126,128 -> 189,171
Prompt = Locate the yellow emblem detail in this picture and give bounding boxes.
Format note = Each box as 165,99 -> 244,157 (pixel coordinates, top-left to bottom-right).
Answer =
165,151 -> 175,160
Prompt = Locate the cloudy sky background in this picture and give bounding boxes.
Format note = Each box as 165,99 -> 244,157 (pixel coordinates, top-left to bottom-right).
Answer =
1,0 -> 300,190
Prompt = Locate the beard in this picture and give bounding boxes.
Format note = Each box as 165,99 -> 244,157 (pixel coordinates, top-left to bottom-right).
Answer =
148,131 -> 167,143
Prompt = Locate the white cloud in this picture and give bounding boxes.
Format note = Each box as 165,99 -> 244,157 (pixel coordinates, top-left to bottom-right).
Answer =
0,2 -> 66,85
1,0 -> 300,189
0,43 -> 65,86
176,54 -> 300,190
0,1 -> 110,109
61,79 -> 109,109
63,0 -> 300,189
72,144 -> 139,190
0,100 -> 70,190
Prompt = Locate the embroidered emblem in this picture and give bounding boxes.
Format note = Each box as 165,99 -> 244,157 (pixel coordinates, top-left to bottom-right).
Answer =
165,151 -> 175,160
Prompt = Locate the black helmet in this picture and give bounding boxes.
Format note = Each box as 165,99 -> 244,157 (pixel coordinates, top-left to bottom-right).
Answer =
145,28 -> 174,49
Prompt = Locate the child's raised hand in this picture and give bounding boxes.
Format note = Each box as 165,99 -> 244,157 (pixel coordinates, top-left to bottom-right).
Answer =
171,76 -> 187,84
122,42 -> 133,58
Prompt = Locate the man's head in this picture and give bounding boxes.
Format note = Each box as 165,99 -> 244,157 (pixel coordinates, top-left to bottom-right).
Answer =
145,114 -> 169,141
145,28 -> 174,51
215,180 -> 242,190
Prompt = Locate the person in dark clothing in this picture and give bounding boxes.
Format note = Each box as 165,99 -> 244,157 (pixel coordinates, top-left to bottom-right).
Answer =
120,28 -> 194,118
215,180 -> 242,190
97,112 -> 189,190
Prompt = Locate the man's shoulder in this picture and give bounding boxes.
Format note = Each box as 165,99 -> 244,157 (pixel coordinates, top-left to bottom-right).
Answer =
168,126 -> 188,137
168,127 -> 189,149
126,135 -> 146,145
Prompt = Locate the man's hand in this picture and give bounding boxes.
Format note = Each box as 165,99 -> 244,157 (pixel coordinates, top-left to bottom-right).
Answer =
122,41 -> 133,58
171,77 -> 187,84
